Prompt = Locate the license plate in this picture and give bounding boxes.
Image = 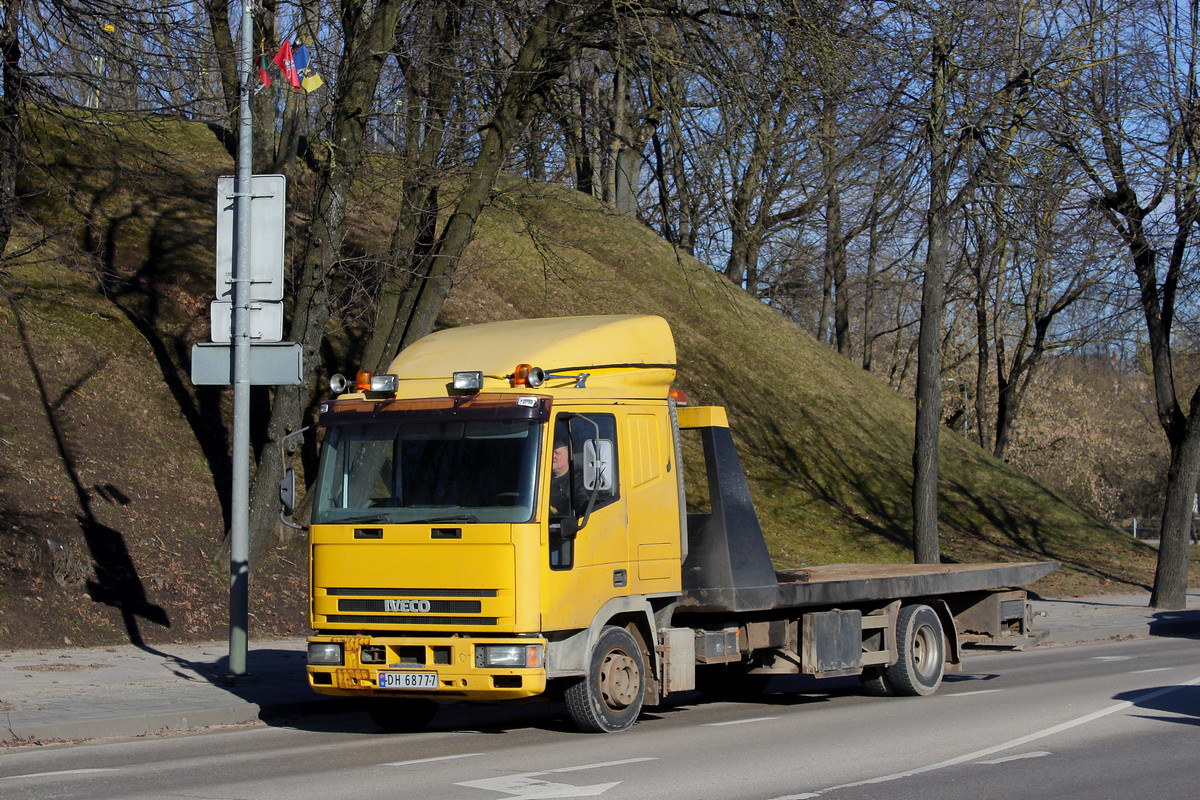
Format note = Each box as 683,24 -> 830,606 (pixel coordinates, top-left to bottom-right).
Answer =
378,671 -> 438,689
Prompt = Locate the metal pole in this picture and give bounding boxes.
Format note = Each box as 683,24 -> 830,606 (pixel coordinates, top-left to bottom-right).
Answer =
228,0 -> 254,678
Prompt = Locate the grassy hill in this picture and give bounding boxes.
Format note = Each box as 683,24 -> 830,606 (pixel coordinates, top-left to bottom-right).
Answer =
0,115 -> 1184,649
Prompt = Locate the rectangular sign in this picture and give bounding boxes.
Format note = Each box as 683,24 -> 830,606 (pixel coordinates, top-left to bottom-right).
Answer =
190,342 -> 304,386
215,174 -> 286,302
209,300 -> 284,343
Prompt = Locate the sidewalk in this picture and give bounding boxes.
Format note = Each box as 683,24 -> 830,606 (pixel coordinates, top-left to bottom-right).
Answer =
3,590 -> 1199,745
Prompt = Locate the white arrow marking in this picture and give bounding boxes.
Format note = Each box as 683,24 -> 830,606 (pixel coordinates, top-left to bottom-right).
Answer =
977,751 -> 1051,765
3,768 -> 118,780
948,689 -> 1004,697
384,752 -> 483,767
704,716 -> 778,727
457,775 -> 619,798
456,757 -> 655,799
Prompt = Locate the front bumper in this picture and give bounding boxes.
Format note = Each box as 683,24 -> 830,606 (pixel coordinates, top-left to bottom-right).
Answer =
306,634 -> 548,702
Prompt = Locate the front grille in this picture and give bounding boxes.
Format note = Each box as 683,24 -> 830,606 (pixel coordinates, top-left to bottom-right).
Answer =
337,599 -> 482,614
326,614 -> 498,625
326,587 -> 498,598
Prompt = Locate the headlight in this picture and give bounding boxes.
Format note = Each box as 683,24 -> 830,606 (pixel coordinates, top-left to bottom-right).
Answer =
308,642 -> 344,666
475,644 -> 544,668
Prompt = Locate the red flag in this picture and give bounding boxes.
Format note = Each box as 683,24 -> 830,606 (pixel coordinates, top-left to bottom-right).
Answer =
255,54 -> 272,87
272,40 -> 301,89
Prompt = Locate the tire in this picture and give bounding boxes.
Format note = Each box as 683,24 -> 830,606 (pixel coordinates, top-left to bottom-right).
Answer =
884,604 -> 945,696
565,625 -> 646,733
859,666 -> 896,697
367,698 -> 439,733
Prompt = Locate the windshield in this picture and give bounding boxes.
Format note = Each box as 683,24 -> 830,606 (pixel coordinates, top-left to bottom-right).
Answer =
312,418 -> 542,525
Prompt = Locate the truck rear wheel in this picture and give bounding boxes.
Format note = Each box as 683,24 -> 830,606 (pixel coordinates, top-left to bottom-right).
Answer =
565,625 -> 646,733
885,604 -> 945,696
859,667 -> 895,696
367,698 -> 439,733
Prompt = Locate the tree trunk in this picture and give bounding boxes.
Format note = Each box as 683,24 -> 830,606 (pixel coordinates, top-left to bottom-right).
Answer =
252,1 -> 278,173
912,35 -> 953,565
245,0 -> 405,561
361,0 -> 463,373
817,259 -> 832,345
566,59 -> 595,196
395,0 -> 589,350
1152,409 -> 1200,608
0,0 -> 22,264
367,0 -> 599,365
1131,216 -> 1200,609
203,0 -> 240,132
861,235 -> 876,371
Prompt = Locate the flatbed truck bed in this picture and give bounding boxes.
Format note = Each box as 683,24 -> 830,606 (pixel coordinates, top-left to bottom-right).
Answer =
771,561 -> 1059,606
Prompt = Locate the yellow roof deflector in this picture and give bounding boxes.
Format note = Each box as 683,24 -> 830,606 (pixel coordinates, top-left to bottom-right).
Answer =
386,315 -> 677,400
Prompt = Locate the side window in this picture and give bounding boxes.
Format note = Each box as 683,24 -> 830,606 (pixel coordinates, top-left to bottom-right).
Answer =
548,413 -> 619,569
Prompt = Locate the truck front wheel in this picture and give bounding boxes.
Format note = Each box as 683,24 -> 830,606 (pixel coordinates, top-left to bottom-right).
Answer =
885,604 -> 945,696
565,625 -> 646,733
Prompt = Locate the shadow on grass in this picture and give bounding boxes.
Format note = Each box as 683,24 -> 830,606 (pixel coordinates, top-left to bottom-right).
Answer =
11,301 -> 170,647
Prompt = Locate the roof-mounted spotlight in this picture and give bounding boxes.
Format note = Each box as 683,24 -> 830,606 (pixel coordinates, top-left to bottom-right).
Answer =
453,371 -> 484,391
369,374 -> 399,392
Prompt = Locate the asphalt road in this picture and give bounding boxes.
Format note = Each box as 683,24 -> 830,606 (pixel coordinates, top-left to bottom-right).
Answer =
2,636 -> 1199,800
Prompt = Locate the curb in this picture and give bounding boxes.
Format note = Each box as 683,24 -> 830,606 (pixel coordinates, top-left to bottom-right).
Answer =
2,697 -> 357,744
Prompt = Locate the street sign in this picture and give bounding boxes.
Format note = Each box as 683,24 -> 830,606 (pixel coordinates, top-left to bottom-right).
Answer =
209,300 -> 284,343
215,174 -> 286,302
190,342 -> 304,385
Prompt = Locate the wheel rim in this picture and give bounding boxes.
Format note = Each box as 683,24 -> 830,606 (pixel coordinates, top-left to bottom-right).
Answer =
599,649 -> 640,710
912,623 -> 940,678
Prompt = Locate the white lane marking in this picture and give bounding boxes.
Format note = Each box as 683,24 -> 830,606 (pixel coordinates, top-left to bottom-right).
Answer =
383,752 -> 484,767
1129,668 -> 1174,675
704,716 -> 779,727
456,757 -> 655,799
3,768 -> 119,780
1093,656 -> 1134,661
768,676 -> 1200,800
977,751 -> 1051,765
947,689 -> 1004,697
541,759 -> 657,773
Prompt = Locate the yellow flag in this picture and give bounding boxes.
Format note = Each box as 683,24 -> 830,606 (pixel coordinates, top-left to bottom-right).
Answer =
301,73 -> 324,93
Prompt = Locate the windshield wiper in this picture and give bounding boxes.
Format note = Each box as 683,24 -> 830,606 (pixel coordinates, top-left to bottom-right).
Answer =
337,514 -> 392,524
411,514 -> 480,524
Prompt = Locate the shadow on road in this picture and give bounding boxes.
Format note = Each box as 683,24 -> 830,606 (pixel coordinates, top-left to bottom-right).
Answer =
1113,685 -> 1200,727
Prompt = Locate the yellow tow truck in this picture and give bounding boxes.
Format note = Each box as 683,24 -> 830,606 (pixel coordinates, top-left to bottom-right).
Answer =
292,315 -> 1055,733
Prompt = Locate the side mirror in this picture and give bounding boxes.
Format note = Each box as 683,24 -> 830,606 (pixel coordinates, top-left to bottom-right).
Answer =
279,467 -> 297,516
582,439 -> 614,492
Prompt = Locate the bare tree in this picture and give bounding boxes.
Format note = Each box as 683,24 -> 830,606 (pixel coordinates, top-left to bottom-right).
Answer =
247,0 -> 409,557
0,0 -> 22,271
1054,0 -> 1200,609
898,0 -> 1078,563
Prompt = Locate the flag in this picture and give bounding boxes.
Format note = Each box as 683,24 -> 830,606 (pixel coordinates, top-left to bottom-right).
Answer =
272,40 -> 301,89
301,71 -> 325,93
255,54 -> 272,87
292,42 -> 325,94
292,43 -> 310,73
